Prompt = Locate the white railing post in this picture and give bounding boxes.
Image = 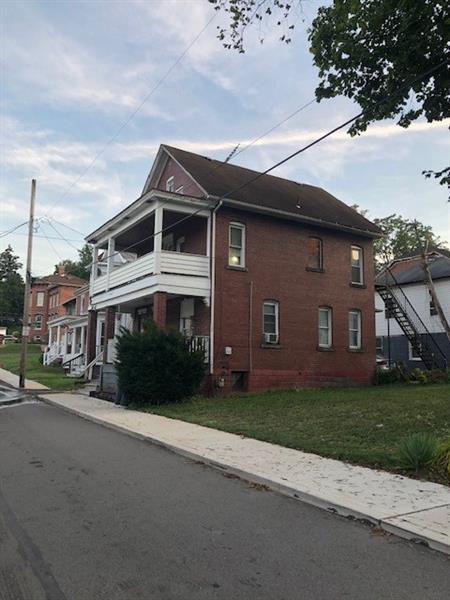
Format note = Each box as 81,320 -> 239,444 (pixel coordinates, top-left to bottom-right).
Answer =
106,237 -> 115,291
153,202 -> 163,275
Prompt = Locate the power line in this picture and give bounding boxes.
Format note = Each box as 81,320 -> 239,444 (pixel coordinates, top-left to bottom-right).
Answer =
44,219 -> 82,252
94,58 -> 449,265
38,222 -> 64,262
0,220 -> 29,238
44,12 -> 217,219
0,230 -> 83,243
48,218 -> 86,238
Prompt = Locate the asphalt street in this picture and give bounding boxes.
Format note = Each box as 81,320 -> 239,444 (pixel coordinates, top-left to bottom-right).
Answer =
0,401 -> 449,600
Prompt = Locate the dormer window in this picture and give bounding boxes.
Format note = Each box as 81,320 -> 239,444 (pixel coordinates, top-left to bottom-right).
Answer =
166,176 -> 174,192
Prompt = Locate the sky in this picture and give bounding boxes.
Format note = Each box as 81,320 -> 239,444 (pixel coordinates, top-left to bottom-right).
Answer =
1,0 -> 449,276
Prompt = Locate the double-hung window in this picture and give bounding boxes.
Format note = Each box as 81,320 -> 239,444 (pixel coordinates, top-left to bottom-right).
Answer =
318,307 -> 332,348
263,301 -> 279,344
307,237 -> 323,270
348,309 -> 362,350
351,246 -> 363,284
36,291 -> 44,307
34,314 -> 43,330
229,222 -> 245,267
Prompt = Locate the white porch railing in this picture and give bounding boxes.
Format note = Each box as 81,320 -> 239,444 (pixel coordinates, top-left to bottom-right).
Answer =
91,251 -> 209,296
185,335 -> 210,363
43,342 -> 63,365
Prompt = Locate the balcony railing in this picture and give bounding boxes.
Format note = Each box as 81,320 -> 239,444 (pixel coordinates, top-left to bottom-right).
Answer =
91,251 -> 209,296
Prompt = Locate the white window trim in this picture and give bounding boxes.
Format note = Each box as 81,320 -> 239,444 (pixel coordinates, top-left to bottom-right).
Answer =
36,291 -> 44,307
228,222 -> 246,268
263,300 -> 279,344
351,245 -> 364,285
318,306 -> 332,348
408,341 -> 422,361
348,309 -> 362,349
166,176 -> 174,192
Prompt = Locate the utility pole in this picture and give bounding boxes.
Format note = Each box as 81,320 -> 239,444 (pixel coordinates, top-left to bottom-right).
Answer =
19,179 -> 36,388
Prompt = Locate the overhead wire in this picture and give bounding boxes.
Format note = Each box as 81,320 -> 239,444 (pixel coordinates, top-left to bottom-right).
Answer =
92,58 -> 449,265
43,11 -> 218,219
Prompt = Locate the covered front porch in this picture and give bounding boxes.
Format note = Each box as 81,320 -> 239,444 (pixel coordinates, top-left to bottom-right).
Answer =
44,315 -> 89,376
91,290 -> 211,400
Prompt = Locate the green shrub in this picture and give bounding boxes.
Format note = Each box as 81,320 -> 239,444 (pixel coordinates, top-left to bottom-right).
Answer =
433,440 -> 450,478
373,367 -> 403,385
409,368 -> 428,384
398,433 -> 438,473
115,322 -> 206,406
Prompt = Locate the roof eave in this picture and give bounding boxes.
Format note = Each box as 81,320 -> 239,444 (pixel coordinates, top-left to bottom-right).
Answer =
218,197 -> 382,239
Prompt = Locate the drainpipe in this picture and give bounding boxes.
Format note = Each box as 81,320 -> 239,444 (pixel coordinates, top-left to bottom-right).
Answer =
209,199 -> 222,377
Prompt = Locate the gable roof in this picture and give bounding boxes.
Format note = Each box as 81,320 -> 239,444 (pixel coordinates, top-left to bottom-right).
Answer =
376,253 -> 450,286
33,273 -> 87,287
162,145 -> 381,237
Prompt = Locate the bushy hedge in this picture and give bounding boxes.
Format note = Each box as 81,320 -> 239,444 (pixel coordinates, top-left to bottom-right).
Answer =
115,322 -> 206,406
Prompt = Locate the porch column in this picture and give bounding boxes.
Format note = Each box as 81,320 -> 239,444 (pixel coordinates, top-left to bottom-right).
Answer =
153,292 -> 167,329
91,245 -> 99,282
106,238 -> 115,291
48,327 -> 53,346
86,310 -> 98,363
153,202 -> 163,275
56,325 -> 61,348
103,306 -> 116,364
80,325 -> 86,358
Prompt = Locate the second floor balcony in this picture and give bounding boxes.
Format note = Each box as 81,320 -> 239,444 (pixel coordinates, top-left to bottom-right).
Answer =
87,192 -> 212,309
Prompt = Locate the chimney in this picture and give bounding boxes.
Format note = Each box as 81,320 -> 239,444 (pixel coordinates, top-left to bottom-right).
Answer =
58,264 -> 65,276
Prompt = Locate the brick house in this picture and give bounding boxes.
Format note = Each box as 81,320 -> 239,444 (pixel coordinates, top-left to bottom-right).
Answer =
86,144 -> 381,397
29,266 -> 87,343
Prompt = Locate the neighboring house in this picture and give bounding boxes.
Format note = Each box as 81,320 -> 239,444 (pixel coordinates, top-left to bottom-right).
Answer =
375,252 -> 450,370
85,144 -> 381,398
29,266 -> 87,342
44,284 -> 103,376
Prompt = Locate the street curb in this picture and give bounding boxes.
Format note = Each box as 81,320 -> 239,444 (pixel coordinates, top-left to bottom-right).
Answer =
38,394 -> 450,557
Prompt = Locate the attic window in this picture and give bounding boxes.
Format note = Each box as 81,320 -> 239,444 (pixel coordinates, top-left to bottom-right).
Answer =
166,176 -> 174,192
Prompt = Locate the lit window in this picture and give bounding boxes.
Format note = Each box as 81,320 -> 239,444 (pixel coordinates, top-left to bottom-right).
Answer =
318,307 -> 332,348
166,176 -> 174,192
307,237 -> 323,270
36,291 -> 44,307
229,222 -> 245,267
34,315 -> 43,330
348,309 -> 362,349
263,301 -> 279,344
351,246 -> 363,284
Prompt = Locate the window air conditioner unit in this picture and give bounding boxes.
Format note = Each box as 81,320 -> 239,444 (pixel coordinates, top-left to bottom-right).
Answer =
264,333 -> 277,344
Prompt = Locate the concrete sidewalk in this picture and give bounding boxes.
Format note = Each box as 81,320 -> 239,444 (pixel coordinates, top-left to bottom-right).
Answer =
38,392 -> 450,555
0,367 -> 49,390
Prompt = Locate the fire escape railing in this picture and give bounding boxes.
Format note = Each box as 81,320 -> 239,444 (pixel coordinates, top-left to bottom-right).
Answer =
376,267 -> 447,371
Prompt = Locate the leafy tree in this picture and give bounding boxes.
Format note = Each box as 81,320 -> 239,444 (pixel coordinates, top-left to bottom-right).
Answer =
210,0 -> 449,187
0,245 -> 24,330
372,214 -> 448,267
55,244 -> 92,279
115,322 -> 206,406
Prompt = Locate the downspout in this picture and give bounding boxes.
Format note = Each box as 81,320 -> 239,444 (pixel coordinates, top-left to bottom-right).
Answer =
209,199 -> 222,377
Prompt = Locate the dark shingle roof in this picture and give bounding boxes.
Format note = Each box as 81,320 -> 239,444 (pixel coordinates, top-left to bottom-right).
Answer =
163,145 -> 381,236
33,273 -> 87,287
376,253 -> 450,286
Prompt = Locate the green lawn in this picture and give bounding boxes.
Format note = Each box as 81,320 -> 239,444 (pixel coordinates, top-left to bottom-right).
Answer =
146,384 -> 450,476
0,343 -> 82,390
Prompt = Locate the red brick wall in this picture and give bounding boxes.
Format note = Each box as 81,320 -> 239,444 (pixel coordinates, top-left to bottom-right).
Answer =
211,207 -> 376,392
157,157 -> 203,198
29,283 -> 49,340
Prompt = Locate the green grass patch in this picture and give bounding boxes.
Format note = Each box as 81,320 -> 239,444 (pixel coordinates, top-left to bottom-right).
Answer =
145,384 -> 450,476
0,343 -> 83,390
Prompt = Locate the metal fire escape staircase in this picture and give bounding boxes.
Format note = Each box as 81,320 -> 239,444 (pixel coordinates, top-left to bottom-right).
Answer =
376,270 -> 447,371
